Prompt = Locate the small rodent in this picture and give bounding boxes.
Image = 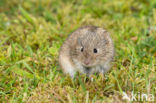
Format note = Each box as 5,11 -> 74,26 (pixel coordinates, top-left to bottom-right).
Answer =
59,26 -> 114,77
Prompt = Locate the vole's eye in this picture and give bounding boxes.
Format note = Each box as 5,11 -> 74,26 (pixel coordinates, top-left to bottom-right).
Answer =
80,47 -> 84,52
93,48 -> 98,53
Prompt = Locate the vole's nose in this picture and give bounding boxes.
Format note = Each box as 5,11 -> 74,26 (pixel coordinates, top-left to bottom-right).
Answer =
84,58 -> 90,65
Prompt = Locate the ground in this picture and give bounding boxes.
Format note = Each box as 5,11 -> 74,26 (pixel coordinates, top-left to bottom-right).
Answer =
0,0 -> 156,102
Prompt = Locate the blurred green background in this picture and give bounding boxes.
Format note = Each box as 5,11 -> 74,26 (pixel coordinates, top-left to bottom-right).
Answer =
0,0 -> 156,102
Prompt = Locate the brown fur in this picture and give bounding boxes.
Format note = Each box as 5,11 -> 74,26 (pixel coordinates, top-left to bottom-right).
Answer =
59,26 -> 114,77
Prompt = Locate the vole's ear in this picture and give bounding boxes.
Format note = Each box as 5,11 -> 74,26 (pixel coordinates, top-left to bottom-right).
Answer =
69,37 -> 81,49
77,38 -> 82,45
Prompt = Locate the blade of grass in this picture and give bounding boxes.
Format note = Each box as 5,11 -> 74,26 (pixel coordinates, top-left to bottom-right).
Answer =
78,76 -> 86,92
23,61 -> 34,73
114,72 -> 123,93
91,95 -> 97,103
11,67 -> 33,79
85,91 -> 89,103
19,6 -> 34,25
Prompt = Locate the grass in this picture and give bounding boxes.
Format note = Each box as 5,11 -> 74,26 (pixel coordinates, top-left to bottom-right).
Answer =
0,0 -> 156,102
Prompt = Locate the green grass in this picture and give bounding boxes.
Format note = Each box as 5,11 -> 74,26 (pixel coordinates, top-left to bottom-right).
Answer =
0,0 -> 156,102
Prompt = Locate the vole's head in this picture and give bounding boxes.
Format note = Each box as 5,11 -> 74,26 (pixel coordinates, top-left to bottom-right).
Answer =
71,26 -> 114,67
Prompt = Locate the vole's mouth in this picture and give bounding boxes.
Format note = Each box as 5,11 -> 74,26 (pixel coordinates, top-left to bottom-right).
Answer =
82,63 -> 96,68
84,67 -> 91,69
83,66 -> 92,75
82,64 -> 93,68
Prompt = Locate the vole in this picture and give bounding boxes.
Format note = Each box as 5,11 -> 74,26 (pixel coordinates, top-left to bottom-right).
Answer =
59,26 -> 114,77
